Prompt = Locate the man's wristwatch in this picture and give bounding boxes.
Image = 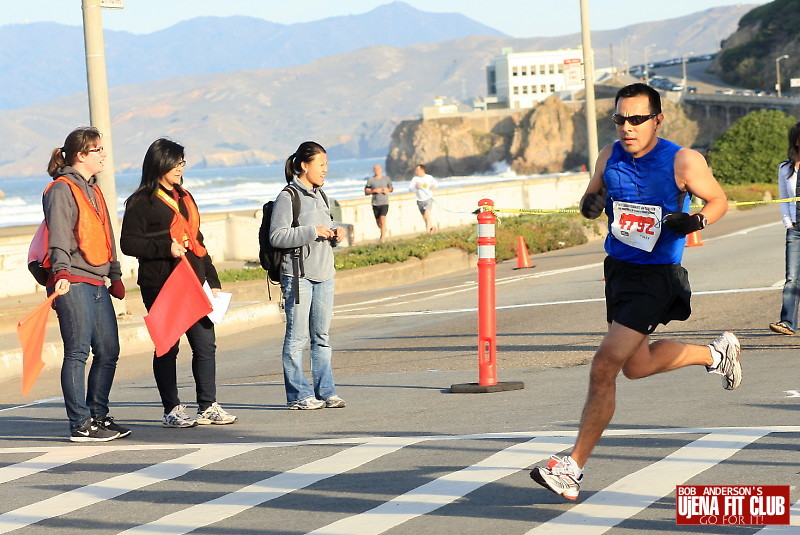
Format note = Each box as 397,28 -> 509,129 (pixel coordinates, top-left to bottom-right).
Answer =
695,213 -> 707,230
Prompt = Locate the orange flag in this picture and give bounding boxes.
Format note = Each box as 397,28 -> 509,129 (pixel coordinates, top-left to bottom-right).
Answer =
17,292 -> 58,395
144,256 -> 212,357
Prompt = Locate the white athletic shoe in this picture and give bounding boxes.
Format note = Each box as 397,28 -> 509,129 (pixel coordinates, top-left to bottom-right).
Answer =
530,455 -> 583,500
707,331 -> 742,390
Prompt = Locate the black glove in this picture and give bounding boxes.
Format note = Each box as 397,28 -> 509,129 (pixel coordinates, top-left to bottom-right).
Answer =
662,212 -> 704,235
580,190 -> 606,219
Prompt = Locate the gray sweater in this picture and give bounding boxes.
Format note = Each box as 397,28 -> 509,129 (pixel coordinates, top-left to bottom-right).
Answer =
42,167 -> 122,282
269,179 -> 336,282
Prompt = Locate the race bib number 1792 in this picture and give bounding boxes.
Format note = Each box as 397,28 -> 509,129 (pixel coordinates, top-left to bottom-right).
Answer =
611,201 -> 662,252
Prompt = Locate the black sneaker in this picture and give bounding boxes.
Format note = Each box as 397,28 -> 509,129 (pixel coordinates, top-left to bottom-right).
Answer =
97,415 -> 131,438
70,419 -> 120,443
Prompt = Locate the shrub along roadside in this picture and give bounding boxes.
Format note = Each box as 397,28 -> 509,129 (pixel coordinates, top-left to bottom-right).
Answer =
217,213 -> 596,283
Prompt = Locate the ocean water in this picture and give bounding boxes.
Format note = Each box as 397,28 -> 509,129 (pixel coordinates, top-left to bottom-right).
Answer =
0,156 -> 565,228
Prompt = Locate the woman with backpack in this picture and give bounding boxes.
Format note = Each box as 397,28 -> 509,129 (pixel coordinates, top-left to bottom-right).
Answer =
269,141 -> 346,410
44,126 -> 129,442
120,138 -> 237,428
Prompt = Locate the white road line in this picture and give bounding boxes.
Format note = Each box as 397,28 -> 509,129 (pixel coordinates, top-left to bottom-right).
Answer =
526,428 -> 772,534
0,445 -> 259,534
0,449 -> 110,485
0,397 -> 61,414
308,436 -> 575,535
118,438 -> 425,535
333,286 -> 781,319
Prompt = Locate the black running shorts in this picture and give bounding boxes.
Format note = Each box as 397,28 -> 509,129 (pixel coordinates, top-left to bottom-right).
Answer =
603,256 -> 692,335
372,204 -> 389,218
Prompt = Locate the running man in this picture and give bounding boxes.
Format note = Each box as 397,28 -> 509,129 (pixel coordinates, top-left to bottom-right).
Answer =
408,164 -> 438,233
365,164 -> 393,242
530,83 -> 742,501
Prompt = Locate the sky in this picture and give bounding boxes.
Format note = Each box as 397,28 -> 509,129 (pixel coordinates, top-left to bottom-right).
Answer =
5,0 -> 768,38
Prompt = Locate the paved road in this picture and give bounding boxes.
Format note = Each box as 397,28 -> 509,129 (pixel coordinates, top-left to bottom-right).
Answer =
0,205 -> 798,534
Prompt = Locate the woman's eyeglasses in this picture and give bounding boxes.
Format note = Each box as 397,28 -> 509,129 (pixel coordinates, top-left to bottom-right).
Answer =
174,160 -> 186,169
86,146 -> 104,153
611,113 -> 657,126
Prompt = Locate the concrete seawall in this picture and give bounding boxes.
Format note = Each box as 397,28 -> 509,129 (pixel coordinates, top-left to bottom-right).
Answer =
0,173 -> 589,299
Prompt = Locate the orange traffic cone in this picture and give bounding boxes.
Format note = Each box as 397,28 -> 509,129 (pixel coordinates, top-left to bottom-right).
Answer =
513,236 -> 534,269
686,230 -> 705,247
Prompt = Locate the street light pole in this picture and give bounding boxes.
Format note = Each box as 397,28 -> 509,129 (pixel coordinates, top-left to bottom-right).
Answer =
643,44 -> 655,86
579,0 -> 598,176
776,54 -> 789,98
81,0 -> 117,225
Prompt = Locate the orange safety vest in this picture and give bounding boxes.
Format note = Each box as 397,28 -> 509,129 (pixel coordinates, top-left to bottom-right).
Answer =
43,177 -> 114,267
155,188 -> 207,257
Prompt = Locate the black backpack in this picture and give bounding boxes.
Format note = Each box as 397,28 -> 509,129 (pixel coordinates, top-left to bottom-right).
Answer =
258,185 -> 330,302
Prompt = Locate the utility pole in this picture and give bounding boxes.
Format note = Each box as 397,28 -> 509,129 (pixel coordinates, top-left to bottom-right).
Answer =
82,0 -> 130,305
579,0 -> 598,176
81,0 -> 117,226
776,54 -> 789,97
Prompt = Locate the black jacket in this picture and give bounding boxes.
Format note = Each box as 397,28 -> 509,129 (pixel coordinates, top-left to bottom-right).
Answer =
120,185 -> 220,289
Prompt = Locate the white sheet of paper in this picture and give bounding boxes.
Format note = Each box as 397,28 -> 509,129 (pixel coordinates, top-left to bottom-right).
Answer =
203,281 -> 232,324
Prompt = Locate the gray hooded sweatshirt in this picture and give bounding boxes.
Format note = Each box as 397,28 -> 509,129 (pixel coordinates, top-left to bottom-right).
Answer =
42,167 -> 122,282
269,178 -> 336,282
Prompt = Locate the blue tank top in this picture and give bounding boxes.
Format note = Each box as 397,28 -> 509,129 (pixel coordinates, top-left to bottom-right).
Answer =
603,138 -> 689,264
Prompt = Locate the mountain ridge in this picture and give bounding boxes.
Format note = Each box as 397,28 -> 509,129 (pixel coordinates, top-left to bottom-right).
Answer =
0,4 -> 757,178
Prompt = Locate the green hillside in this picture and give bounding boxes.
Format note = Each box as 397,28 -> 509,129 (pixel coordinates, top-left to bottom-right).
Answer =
716,0 -> 800,89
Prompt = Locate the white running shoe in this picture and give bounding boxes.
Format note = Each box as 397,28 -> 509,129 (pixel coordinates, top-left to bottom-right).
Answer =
707,331 -> 742,390
162,405 -> 198,428
530,455 -> 583,500
196,402 -> 237,425
324,395 -> 346,408
288,397 -> 325,410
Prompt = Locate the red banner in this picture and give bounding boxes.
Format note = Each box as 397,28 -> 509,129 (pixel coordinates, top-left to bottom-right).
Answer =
17,293 -> 58,395
144,257 -> 212,357
676,485 -> 790,525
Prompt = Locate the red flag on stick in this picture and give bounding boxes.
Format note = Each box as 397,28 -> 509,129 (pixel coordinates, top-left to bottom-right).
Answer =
144,256 -> 212,357
17,292 -> 58,395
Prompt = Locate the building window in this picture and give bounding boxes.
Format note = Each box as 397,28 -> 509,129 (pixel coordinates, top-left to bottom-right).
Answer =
521,66 -> 527,76
522,86 -> 528,94
549,64 -> 555,74
531,65 -> 536,75
512,66 -> 518,77
513,86 -> 519,95
540,84 -> 547,93
550,84 -> 556,92
558,63 -> 564,73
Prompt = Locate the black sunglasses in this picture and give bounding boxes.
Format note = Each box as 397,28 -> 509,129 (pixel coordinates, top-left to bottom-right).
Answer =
612,113 -> 657,126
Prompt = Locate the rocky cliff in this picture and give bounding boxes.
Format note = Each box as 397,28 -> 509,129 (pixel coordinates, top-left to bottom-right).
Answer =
386,94 -> 717,179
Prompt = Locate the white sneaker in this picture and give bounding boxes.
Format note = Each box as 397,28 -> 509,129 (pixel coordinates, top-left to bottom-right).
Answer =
196,402 -> 237,425
288,397 -> 325,410
707,331 -> 742,390
325,395 -> 346,408
530,455 -> 583,500
162,405 -> 197,428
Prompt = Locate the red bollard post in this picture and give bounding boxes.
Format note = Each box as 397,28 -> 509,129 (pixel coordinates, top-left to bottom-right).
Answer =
450,199 -> 524,394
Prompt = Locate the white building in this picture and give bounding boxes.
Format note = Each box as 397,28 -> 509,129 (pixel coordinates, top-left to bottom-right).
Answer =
486,47 -> 585,109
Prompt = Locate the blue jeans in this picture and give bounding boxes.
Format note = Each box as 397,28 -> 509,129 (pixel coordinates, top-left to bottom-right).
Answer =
779,227 -> 800,331
141,287 -> 217,413
51,283 -> 120,430
280,275 -> 336,403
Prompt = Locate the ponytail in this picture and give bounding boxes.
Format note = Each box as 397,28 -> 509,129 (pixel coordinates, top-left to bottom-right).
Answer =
284,153 -> 298,184
46,147 -> 68,177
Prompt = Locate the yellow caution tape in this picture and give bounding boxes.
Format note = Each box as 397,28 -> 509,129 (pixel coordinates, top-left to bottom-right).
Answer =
479,196 -> 800,215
